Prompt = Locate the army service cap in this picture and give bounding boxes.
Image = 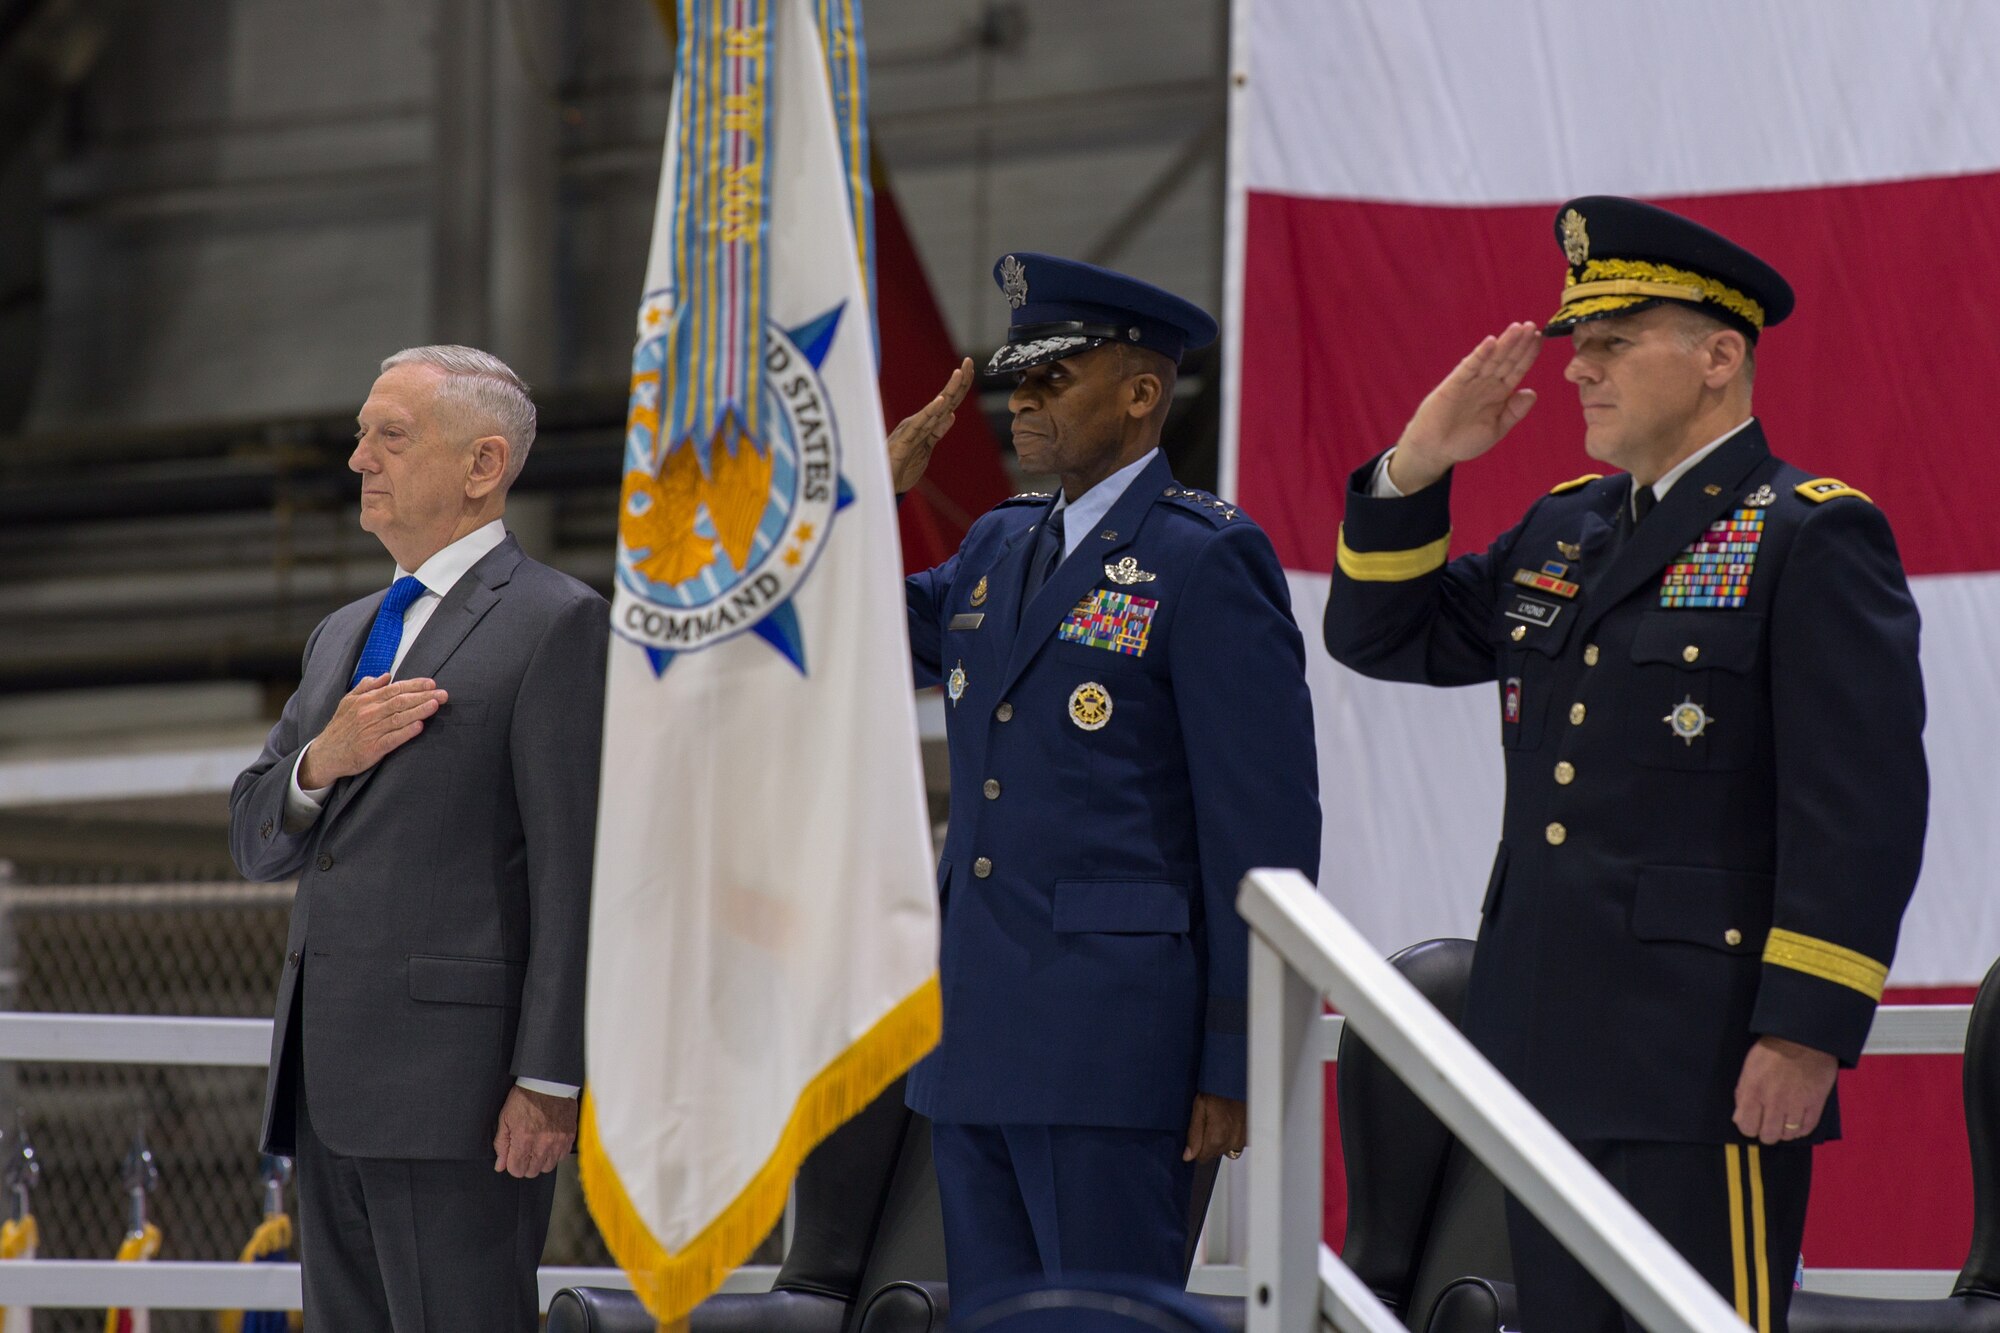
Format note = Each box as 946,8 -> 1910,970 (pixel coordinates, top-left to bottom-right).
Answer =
987,252 -> 1218,375
1544,196 -> 1794,342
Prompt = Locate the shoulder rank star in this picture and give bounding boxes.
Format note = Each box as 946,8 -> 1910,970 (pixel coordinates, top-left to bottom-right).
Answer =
1665,696 -> 1712,745
947,661 -> 968,707
969,575 -> 988,607
1744,484 -> 1778,507
1103,556 -> 1156,586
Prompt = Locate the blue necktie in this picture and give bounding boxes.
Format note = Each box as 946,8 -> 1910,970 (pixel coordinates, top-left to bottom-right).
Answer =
1028,506 -> 1067,597
350,575 -> 428,687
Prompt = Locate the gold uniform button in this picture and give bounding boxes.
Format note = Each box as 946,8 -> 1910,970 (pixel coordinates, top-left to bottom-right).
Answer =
973,857 -> 993,878
1683,645 -> 1701,663
1511,625 -> 1527,642
1583,644 -> 1600,667
1545,822 -> 1567,846
1724,928 -> 1744,947
983,779 -> 1001,800
1555,761 -> 1575,785
1569,702 -> 1586,725
996,702 -> 1014,722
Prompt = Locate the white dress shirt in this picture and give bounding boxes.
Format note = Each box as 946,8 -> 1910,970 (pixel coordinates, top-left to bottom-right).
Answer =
1048,448 -> 1159,556
283,520 -> 578,1099
1369,418 -> 1756,510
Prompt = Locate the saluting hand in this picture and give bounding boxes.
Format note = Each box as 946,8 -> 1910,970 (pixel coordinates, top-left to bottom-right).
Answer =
1732,1035 -> 1837,1145
1388,321 -> 1544,494
493,1085 -> 578,1178
297,674 -> 448,789
887,357 -> 975,495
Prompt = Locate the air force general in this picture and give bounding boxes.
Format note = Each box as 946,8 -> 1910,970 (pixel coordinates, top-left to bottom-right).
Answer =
888,255 -> 1322,1311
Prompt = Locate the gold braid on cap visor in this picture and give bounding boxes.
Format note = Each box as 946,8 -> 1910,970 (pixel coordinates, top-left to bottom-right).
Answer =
1550,258 -> 1767,331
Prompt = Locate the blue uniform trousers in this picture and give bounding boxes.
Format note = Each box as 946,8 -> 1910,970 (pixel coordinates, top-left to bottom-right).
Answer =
1504,1139 -> 1811,1333
932,1122 -> 1194,1315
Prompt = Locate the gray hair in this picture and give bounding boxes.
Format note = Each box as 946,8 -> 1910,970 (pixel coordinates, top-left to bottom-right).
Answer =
381,345 -> 538,484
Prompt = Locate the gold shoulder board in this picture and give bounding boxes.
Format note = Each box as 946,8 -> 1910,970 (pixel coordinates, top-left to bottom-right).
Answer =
1795,478 -> 1873,505
1548,473 -> 1604,495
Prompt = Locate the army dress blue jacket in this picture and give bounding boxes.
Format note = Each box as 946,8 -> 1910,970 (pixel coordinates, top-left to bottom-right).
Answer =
1324,422 -> 1926,1144
905,451 -> 1321,1131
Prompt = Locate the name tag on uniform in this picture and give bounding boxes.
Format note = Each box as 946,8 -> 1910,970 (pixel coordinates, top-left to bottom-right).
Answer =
949,613 -> 985,631
1506,594 -> 1562,629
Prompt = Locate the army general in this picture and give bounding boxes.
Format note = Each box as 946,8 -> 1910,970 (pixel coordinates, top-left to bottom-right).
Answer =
889,254 -> 1321,1311
1323,198 -> 1927,1331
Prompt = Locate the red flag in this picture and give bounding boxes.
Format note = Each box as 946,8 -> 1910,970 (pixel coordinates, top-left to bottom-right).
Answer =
875,185 -> 1012,573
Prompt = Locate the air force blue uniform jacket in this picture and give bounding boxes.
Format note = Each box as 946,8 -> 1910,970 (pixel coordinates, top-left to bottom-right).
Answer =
905,452 -> 1321,1130
1323,423 -> 1926,1143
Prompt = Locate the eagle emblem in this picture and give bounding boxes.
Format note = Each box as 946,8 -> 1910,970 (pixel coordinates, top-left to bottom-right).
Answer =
1561,209 -> 1590,267
1000,255 -> 1029,309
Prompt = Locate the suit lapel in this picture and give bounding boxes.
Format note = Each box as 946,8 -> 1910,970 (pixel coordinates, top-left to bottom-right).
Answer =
999,453 -> 1171,697
304,600 -> 382,735
1579,423 -> 1772,637
322,536 -> 520,827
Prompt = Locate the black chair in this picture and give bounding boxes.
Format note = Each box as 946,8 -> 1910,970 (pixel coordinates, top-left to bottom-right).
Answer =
550,1076 -> 1231,1333
1787,952 -> 2000,1332
1332,937 -> 1516,1333
551,1074 -> 946,1333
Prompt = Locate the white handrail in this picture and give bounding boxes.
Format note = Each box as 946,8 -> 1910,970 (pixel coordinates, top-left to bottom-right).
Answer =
0,1260 -> 777,1311
1241,867 -> 1749,1333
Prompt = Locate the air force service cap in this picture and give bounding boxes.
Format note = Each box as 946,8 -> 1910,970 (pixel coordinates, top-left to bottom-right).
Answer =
986,252 -> 1218,375
1543,196 -> 1794,342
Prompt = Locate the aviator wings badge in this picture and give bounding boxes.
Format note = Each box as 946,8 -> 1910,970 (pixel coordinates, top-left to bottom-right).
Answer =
1103,556 -> 1157,586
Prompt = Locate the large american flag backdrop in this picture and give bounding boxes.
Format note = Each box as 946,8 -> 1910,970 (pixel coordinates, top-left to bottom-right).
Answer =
1222,0 -> 2000,1269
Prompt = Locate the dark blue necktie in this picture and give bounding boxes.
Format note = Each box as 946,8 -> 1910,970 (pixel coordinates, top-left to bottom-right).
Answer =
1028,506 -> 1067,597
350,575 -> 427,687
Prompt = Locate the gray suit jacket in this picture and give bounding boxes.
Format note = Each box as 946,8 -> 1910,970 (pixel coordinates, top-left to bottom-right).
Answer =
229,535 -> 608,1161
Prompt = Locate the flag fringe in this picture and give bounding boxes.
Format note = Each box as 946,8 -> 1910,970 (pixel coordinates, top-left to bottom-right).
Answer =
579,975 -> 941,1328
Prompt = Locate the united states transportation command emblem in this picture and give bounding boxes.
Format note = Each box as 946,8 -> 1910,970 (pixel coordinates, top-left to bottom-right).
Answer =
1665,696 -> 1712,745
947,661 -> 967,707
613,294 -> 854,675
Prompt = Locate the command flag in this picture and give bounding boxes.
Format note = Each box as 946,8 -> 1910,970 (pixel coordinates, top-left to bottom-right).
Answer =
580,0 -> 940,1323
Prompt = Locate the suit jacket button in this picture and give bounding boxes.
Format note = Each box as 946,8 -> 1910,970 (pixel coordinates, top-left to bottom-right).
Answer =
1724,929 -> 1743,947
1554,761 -> 1575,785
973,857 -> 993,878
1510,625 -> 1527,642
316,853 -> 334,872
1583,644 -> 1600,666
1569,702 -> 1586,725
260,819 -> 274,839
1545,822 -> 1567,846
288,951 -> 301,965
995,703 -> 1014,722
983,779 -> 1001,800
1683,645 -> 1701,663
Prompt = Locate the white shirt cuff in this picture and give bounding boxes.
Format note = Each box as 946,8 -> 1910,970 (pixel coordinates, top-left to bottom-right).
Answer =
1369,449 -> 1409,499
283,745 -> 334,834
516,1077 -> 581,1098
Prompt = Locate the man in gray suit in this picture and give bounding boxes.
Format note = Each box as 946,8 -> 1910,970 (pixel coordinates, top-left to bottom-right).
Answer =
229,345 -> 607,1330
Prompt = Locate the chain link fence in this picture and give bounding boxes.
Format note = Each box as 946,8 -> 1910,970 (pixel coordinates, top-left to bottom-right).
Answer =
0,869 -> 638,1331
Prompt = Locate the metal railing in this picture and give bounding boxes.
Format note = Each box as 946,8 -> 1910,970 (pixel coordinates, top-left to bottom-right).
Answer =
0,902 -> 1972,1313
1239,867 -> 1946,1333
